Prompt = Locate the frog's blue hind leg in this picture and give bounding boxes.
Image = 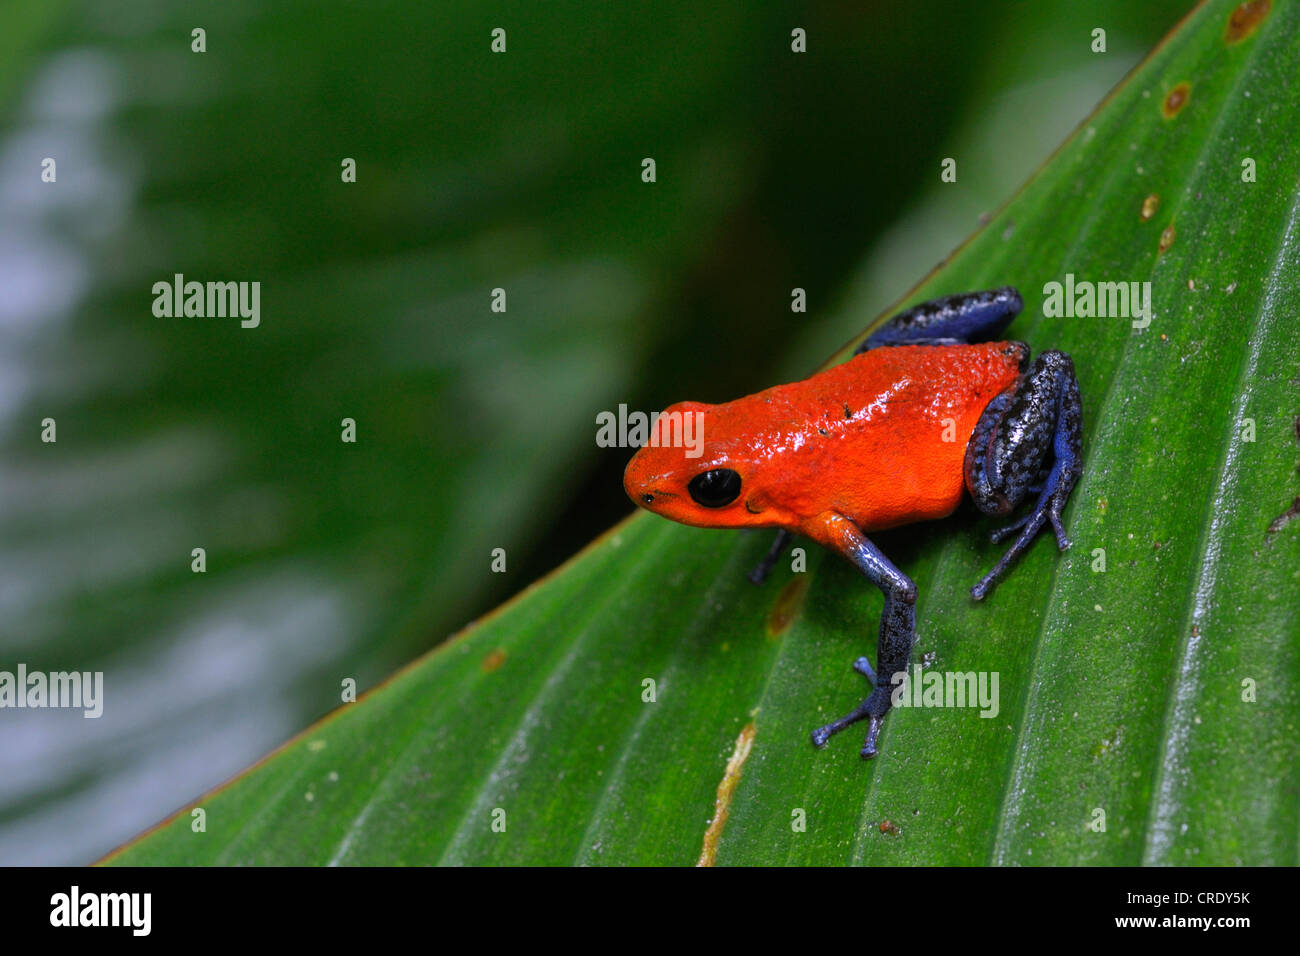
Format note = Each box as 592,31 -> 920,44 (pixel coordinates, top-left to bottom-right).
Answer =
856,286 -> 1023,351
965,349 -> 1083,600
807,514 -> 916,760
750,287 -> 1025,586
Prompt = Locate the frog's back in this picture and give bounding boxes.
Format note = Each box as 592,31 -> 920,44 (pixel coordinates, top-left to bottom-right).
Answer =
722,342 -> 1027,531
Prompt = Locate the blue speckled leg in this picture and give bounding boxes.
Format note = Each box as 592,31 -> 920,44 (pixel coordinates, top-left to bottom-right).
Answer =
965,349 -> 1083,600
856,286 -> 1023,351
809,517 -> 916,760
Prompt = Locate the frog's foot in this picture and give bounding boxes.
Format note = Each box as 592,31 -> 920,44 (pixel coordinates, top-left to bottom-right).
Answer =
811,659 -> 889,759
989,506 -> 1069,549
974,489 -> 1074,600
811,694 -> 889,759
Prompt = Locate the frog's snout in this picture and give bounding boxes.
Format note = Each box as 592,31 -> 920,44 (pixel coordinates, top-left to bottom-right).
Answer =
623,449 -> 655,509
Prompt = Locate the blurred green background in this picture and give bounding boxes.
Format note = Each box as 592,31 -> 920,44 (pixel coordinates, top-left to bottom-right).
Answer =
0,0 -> 1191,864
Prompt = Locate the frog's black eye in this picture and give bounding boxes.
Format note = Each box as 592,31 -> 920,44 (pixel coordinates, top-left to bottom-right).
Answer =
687,468 -> 742,508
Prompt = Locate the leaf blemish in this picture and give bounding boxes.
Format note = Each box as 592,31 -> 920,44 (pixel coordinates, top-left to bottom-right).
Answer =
1140,193 -> 1160,221
767,576 -> 810,638
481,648 -> 507,672
1158,222 -> 1176,254
1267,496 -> 1300,533
1162,82 -> 1190,119
696,722 -> 757,866
1268,417 -> 1300,534
1225,0 -> 1271,44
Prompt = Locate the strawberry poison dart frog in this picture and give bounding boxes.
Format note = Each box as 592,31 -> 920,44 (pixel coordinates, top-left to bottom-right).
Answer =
624,288 -> 1082,759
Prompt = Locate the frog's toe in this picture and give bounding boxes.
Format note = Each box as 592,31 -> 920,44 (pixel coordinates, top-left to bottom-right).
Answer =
1050,513 -> 1072,550
852,656 -> 877,685
990,513 -> 1033,544
860,716 -> 884,760
811,706 -> 872,749
811,714 -> 860,748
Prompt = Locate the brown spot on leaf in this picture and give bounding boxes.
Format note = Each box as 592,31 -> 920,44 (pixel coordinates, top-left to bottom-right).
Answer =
481,648 -> 507,673
696,722 -> 757,866
1226,0 -> 1271,44
1162,83 -> 1190,119
1141,193 -> 1160,221
767,576 -> 809,638
1267,496 -> 1300,533
880,820 -> 900,835
1159,223 -> 1176,254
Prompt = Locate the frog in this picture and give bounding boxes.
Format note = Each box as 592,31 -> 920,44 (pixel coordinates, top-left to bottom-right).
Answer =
623,287 -> 1082,759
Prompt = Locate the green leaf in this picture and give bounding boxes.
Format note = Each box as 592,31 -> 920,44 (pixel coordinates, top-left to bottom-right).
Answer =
108,0 -> 1300,866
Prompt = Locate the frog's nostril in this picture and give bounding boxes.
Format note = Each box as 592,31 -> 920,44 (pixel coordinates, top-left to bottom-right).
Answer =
642,493 -> 654,504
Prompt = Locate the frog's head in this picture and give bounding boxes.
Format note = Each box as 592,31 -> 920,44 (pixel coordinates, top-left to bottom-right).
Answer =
624,400 -> 773,530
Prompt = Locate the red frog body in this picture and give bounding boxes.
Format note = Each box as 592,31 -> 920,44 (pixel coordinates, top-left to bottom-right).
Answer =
625,341 -> 1027,543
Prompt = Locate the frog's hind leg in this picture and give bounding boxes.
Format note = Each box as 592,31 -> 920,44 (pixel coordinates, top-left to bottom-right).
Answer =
857,286 -> 1023,351
965,349 -> 1083,600
806,513 -> 916,759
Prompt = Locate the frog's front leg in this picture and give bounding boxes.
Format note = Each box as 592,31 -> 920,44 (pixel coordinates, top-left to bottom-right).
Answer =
965,349 -> 1083,599
804,512 -> 915,759
748,529 -> 792,585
